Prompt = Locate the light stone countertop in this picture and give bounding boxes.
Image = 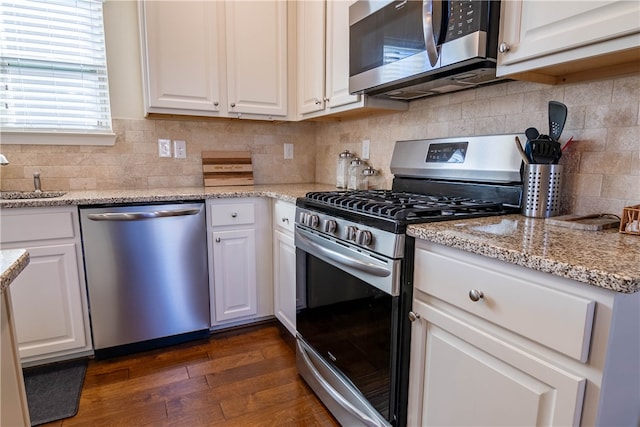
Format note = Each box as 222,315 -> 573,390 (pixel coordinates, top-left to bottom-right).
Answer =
0,249 -> 29,294
0,184 -> 337,208
2,186 -> 638,294
408,215 -> 640,294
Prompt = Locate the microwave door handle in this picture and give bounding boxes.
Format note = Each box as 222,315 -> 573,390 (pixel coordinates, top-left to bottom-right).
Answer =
422,0 -> 443,67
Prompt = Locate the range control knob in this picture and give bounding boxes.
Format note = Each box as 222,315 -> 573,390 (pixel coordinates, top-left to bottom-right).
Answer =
345,226 -> 358,241
299,212 -> 308,224
323,219 -> 337,234
355,229 -> 373,246
307,214 -> 320,228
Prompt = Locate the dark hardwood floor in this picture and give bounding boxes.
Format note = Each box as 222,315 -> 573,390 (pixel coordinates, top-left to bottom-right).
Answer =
41,322 -> 339,426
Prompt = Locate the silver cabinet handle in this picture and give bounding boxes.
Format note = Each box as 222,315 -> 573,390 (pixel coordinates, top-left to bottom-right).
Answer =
408,311 -> 420,322
499,42 -> 510,53
214,101 -> 219,107
469,289 -> 484,302
230,102 -> 236,108
215,237 -> 221,243
231,212 -> 237,218
87,208 -> 200,221
281,217 -> 289,223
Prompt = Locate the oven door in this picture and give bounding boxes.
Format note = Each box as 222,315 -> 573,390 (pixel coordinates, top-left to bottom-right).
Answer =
295,225 -> 401,426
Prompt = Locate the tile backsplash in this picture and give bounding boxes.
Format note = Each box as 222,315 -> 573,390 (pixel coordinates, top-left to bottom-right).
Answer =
315,74 -> 640,216
0,119 -> 317,191
1,73 -> 638,216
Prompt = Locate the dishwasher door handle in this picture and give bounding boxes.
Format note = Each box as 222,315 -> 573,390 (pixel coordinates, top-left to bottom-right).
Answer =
86,207 -> 201,221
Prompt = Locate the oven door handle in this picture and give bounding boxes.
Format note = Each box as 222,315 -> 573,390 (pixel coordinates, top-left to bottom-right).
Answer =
297,340 -> 388,427
296,232 -> 391,278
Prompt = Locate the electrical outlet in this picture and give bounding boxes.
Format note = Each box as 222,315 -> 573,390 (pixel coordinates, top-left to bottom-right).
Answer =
158,139 -> 171,158
174,140 -> 187,159
284,143 -> 294,159
362,139 -> 370,160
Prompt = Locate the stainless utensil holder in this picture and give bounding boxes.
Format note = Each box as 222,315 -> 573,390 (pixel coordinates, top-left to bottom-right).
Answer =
522,164 -> 562,218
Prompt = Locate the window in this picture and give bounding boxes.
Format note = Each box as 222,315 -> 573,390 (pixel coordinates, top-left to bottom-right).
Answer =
0,0 -> 114,145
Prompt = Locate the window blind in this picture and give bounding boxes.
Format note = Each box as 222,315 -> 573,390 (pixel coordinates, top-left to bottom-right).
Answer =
0,0 -> 112,133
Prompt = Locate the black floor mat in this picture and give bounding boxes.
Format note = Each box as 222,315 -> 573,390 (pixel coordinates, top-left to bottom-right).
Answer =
23,358 -> 87,426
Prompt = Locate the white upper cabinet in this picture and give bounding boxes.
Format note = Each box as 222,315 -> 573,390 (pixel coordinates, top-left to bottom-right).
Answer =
225,1 -> 288,118
497,0 -> 640,82
324,0 -> 362,110
296,0 -> 407,120
140,1 -> 223,115
297,0 -> 327,115
140,0 -> 287,120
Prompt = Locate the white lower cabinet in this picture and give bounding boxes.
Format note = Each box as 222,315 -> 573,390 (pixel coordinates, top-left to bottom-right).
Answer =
207,198 -> 273,328
0,207 -> 93,365
272,200 -> 297,336
409,239 -> 640,426
1,287 -> 30,426
211,228 -> 257,322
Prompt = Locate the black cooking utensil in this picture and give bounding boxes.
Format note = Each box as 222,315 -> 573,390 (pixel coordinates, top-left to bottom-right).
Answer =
548,101 -> 568,141
525,127 -> 539,141
530,138 -> 562,164
524,127 -> 538,160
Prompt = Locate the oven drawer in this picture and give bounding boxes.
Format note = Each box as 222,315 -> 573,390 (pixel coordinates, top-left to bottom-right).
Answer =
273,200 -> 295,233
209,201 -> 255,226
414,243 -> 595,362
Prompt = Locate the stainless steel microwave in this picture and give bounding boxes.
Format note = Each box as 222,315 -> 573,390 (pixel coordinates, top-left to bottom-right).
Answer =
349,0 -> 503,100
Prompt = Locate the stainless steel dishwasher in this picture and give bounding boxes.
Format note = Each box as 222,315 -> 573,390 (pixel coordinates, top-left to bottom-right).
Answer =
80,202 -> 210,358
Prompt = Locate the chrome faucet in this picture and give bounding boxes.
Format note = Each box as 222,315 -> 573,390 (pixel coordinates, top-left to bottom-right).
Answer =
0,154 -> 8,165
33,171 -> 42,193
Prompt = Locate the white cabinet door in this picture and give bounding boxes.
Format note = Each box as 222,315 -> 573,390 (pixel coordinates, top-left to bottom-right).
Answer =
225,0 -> 288,117
210,228 -> 258,323
9,244 -> 89,360
273,229 -> 296,336
297,0 -> 326,115
497,0 -> 640,77
325,0 -> 361,109
1,289 -> 30,426
408,298 -> 586,427
140,1 -> 223,114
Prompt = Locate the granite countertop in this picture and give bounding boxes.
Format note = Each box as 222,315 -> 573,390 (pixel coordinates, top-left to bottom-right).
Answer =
0,183 -> 337,208
1,250 -> 29,294
408,215 -> 640,294
2,186 -> 638,294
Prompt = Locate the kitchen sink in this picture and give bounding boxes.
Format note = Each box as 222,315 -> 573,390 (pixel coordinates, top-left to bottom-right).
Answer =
0,191 -> 66,199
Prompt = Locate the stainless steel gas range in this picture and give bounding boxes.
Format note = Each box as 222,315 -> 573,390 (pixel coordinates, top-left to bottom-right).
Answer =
294,134 -> 524,427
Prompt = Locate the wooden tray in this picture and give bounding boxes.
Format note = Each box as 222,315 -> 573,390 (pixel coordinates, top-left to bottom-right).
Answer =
202,151 -> 254,187
545,214 -> 620,231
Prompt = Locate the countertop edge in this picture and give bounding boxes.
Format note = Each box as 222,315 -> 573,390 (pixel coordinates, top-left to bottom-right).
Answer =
408,218 -> 639,294
0,184 -> 336,208
1,250 -> 29,294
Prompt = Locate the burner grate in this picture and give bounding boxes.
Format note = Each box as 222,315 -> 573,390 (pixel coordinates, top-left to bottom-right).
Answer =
305,190 -> 506,221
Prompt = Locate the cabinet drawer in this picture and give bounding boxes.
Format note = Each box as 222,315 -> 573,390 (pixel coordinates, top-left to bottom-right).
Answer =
273,200 -> 295,233
0,208 -> 76,243
209,202 -> 255,226
414,246 -> 595,362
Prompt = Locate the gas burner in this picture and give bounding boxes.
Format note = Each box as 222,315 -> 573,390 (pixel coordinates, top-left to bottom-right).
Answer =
305,190 -> 506,221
